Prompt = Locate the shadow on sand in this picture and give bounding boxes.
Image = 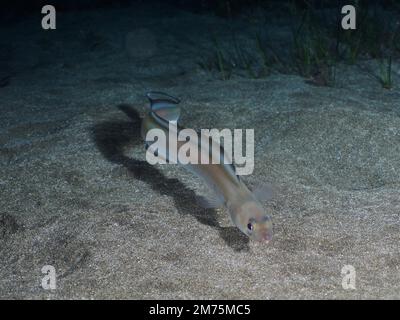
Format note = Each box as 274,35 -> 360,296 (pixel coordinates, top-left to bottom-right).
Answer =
91,104 -> 249,251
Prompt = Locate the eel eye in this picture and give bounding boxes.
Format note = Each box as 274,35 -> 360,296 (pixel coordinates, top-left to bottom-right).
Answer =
247,223 -> 253,231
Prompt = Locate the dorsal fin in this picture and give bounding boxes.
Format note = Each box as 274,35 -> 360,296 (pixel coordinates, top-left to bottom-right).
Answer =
146,91 -> 181,123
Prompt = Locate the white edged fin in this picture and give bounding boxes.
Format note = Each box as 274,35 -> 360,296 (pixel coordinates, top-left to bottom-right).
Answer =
195,194 -> 225,209
146,91 -> 181,123
252,183 -> 275,202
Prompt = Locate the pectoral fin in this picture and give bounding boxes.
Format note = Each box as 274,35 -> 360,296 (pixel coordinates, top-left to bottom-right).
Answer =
195,194 -> 225,209
252,183 -> 275,202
